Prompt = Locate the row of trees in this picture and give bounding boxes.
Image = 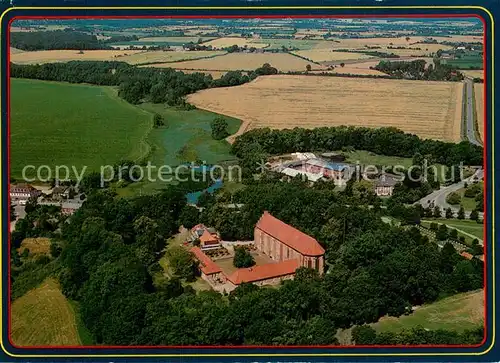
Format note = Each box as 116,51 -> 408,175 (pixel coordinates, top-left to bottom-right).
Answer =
231,127 -> 483,177
11,61 -> 279,106
374,59 -> 464,81
10,30 -> 139,51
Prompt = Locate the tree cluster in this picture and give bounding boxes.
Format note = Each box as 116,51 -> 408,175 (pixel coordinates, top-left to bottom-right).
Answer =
231,127 -> 483,176
374,59 -> 464,81
11,30 -> 111,51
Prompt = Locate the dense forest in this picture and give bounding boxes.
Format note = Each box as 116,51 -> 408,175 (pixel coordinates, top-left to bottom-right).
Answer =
11,61 -> 278,105
11,174 -> 483,345
373,59 -> 464,81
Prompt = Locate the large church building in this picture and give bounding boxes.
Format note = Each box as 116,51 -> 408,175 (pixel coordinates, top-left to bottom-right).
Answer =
254,211 -> 325,275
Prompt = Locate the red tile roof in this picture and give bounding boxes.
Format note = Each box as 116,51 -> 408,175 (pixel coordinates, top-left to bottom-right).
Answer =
190,247 -> 222,275
200,230 -> 219,244
256,211 -> 325,256
227,259 -> 300,285
460,251 -> 474,260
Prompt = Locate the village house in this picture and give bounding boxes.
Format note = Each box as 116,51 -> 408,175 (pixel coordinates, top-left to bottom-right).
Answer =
190,224 -> 222,250
374,173 -> 400,197
10,184 -> 42,201
190,246 -> 225,284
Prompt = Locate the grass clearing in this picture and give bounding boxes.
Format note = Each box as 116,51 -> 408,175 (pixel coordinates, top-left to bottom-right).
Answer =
11,79 -> 152,179
371,290 -> 484,333
11,278 -> 81,346
341,150 -> 413,168
188,75 -> 463,142
19,238 -> 51,256
422,219 -> 483,240
164,52 -> 324,72
138,103 -> 241,167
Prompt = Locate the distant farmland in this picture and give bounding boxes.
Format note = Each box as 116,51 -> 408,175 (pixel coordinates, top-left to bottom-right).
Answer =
152,52 -> 325,72
202,37 -> 269,49
188,75 -> 463,142
10,49 -> 144,64
120,50 -> 226,65
11,79 -> 152,179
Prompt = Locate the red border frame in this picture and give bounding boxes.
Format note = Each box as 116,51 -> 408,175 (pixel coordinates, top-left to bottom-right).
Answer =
5,13 -> 489,351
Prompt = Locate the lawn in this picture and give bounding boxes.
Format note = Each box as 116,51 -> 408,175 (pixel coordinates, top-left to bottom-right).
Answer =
11,79 -> 153,180
454,187 -> 481,211
11,278 -> 82,346
138,103 -> 241,167
340,150 -> 414,169
371,290 -> 484,333
422,219 -> 484,240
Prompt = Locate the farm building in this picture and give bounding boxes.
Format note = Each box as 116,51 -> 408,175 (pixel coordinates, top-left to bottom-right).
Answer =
226,259 -> 300,286
254,211 -> 325,274
191,212 -> 325,292
374,173 -> 401,196
10,184 -> 42,201
190,224 -> 222,250
190,247 -> 225,284
61,201 -> 83,215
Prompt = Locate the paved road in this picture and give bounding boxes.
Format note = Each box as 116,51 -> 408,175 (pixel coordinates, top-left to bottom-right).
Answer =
416,168 -> 484,219
464,78 -> 483,147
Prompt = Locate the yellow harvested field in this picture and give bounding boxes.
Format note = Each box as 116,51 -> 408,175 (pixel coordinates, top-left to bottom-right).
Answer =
10,49 -> 144,64
378,43 -> 453,57
188,75 -> 463,142
19,238 -> 51,255
11,279 -> 81,347
10,47 -> 24,54
202,37 -> 269,49
310,67 -> 386,76
474,83 -> 485,143
292,50 -> 373,63
120,50 -> 225,65
137,36 -> 213,42
161,53 -> 325,72
463,70 -> 484,79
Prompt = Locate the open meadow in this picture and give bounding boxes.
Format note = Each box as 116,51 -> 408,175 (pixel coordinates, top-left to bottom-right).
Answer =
188,75 -> 463,142
10,49 -> 145,64
11,79 -> 152,179
371,290 -> 484,333
11,279 -> 81,346
148,52 -> 324,72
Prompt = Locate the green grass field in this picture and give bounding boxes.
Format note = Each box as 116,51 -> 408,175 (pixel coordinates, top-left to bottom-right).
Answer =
340,150 -> 414,168
422,219 -> 483,240
371,290 -> 484,333
138,103 -> 241,167
11,79 -> 152,180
